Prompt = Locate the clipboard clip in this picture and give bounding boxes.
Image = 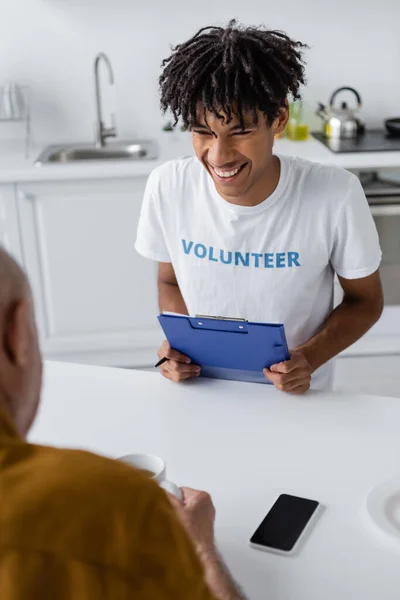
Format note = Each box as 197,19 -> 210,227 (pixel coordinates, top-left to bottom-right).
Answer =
195,314 -> 248,322
191,314 -> 248,333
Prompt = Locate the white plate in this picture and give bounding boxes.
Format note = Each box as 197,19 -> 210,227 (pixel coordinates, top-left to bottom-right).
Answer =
365,478 -> 400,546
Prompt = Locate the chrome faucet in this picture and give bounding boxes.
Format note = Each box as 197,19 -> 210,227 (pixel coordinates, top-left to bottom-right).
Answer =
94,53 -> 117,148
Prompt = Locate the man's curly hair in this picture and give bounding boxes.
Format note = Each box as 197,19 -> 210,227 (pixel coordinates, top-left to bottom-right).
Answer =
159,19 -> 308,129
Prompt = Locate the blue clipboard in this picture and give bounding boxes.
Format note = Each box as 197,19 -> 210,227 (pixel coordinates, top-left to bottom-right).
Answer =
158,313 -> 290,384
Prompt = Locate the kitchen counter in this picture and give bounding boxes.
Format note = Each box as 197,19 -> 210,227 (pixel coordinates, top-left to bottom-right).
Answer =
276,137 -> 400,170
0,137 -> 194,183
0,135 -> 400,183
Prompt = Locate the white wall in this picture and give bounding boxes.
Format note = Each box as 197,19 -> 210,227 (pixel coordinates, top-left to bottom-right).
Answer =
0,0 -> 399,145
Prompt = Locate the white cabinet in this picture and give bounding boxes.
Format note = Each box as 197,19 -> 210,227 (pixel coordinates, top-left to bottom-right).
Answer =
0,184 -> 22,263
16,178 -> 162,367
334,355 -> 400,397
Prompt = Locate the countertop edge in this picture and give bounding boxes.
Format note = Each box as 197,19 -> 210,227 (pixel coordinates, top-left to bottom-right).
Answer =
0,137 -> 400,183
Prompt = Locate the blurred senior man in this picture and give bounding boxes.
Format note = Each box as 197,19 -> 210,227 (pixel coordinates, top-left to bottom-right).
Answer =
0,247 -> 246,600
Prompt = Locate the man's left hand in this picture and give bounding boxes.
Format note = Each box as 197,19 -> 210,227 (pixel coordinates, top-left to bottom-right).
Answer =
264,350 -> 312,394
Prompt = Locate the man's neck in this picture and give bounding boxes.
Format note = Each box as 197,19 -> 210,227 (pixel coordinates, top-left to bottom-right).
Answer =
0,398 -> 20,441
218,155 -> 281,208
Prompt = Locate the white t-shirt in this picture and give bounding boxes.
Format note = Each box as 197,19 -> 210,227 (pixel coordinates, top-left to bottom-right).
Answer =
135,154 -> 381,389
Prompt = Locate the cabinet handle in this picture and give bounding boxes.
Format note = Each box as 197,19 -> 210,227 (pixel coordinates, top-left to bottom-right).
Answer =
17,190 -> 35,203
370,204 -> 400,217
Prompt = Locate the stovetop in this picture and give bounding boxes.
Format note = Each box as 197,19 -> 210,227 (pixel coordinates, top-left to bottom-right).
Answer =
312,130 -> 400,153
358,171 -> 400,198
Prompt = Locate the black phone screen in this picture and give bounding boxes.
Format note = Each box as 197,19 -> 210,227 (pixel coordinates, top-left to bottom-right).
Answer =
250,494 -> 319,552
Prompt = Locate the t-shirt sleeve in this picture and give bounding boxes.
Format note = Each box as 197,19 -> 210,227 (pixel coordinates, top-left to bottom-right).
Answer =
135,168 -> 171,263
330,174 -> 382,279
132,490 -> 217,600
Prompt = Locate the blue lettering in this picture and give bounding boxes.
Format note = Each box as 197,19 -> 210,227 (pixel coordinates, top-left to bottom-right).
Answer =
182,239 -> 194,255
288,252 -> 300,267
194,244 -> 207,259
276,253 -> 286,268
183,242 -> 300,269
235,252 -> 250,267
220,250 -> 232,265
209,246 -> 218,262
264,253 -> 274,268
251,253 -> 263,268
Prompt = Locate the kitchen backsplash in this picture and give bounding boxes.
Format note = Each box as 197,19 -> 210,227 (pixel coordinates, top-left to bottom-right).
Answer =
0,0 -> 399,145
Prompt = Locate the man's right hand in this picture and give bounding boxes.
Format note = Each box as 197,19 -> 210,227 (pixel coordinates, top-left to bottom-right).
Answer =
169,488 -> 246,600
157,340 -> 201,383
168,487 -> 216,556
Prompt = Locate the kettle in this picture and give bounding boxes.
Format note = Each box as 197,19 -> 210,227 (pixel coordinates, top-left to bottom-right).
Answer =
316,87 -> 365,139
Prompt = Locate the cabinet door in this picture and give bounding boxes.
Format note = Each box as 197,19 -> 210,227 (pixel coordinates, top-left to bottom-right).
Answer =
17,178 -> 162,366
0,183 -> 22,263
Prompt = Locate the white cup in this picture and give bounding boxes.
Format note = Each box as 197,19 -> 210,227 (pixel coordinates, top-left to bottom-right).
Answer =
117,453 -> 183,501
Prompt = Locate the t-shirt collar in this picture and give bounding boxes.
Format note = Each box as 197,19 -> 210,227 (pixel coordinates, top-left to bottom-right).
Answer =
209,154 -> 289,216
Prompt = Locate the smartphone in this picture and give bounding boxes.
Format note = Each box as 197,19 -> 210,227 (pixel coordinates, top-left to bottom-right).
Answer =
250,494 -> 321,556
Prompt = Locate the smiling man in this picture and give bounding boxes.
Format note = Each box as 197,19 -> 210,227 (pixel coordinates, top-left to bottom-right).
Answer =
136,20 -> 383,393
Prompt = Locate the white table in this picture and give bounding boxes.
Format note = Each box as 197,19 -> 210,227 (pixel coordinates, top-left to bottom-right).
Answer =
30,361 -> 400,600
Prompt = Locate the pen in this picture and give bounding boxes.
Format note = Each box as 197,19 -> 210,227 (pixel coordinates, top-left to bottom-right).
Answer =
155,357 -> 169,368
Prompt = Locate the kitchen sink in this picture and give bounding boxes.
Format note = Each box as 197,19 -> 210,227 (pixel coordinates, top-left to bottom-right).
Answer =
35,140 -> 158,165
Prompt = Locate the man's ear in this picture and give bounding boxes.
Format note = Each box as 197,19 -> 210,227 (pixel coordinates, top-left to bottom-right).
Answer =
4,299 -> 30,368
272,102 -> 289,137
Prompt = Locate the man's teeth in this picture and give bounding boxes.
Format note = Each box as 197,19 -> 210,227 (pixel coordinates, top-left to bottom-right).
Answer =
213,165 -> 242,178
